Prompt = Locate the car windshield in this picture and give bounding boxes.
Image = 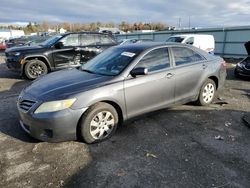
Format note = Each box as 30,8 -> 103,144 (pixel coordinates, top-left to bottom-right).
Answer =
81,47 -> 140,76
167,37 -> 185,43
40,35 -> 62,46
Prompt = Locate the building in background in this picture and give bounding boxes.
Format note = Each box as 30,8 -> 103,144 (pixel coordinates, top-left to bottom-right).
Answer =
0,29 -> 25,40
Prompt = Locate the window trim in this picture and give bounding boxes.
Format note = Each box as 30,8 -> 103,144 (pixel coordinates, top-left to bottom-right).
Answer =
132,46 -> 173,74
169,46 -> 207,67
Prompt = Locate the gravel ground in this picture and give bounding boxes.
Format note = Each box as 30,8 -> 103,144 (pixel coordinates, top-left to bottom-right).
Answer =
0,57 -> 250,188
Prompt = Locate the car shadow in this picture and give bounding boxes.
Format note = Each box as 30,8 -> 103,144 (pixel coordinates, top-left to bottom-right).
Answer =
62,107 -> 250,188
0,71 -> 37,143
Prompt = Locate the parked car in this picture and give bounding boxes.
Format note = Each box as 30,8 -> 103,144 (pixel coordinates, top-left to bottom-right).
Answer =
166,34 -> 215,54
0,41 -> 6,50
17,42 -> 226,143
5,32 -> 117,79
118,38 -> 153,45
6,37 -> 30,48
234,41 -> 250,78
24,35 -> 52,46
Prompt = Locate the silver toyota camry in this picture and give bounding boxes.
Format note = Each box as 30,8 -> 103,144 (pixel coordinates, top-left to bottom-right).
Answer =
17,42 -> 227,143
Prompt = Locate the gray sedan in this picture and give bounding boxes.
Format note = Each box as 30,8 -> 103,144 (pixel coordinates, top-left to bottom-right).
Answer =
17,42 -> 227,143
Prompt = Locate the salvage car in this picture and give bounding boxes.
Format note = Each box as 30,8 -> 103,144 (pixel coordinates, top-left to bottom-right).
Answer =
234,41 -> 250,78
17,42 -> 227,143
5,32 -> 117,79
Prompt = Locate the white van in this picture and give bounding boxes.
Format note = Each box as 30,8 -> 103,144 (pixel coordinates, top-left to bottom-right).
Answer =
166,34 -> 215,54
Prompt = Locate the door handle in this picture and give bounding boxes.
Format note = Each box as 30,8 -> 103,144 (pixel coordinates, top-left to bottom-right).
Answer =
202,64 -> 208,69
166,73 -> 174,79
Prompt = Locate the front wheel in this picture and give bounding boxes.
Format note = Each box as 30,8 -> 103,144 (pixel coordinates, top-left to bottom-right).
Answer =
79,102 -> 118,143
197,79 -> 216,106
24,59 -> 48,80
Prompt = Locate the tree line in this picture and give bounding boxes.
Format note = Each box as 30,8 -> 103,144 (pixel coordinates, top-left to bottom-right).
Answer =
0,21 -> 169,34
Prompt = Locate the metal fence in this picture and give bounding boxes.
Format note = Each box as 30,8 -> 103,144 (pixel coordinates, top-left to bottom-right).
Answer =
115,26 -> 250,58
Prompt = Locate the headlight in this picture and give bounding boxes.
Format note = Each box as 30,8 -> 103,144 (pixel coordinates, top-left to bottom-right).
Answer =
14,52 -> 21,56
237,63 -> 243,68
34,98 -> 76,114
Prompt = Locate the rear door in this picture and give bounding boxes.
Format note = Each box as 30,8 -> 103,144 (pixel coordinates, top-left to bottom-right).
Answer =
124,47 -> 175,118
170,46 -> 207,103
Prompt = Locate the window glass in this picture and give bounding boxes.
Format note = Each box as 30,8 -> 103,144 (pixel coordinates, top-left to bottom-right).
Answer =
100,35 -> 115,44
166,37 -> 185,43
80,34 -> 96,45
135,47 -> 170,72
185,37 -> 194,45
172,47 -> 205,66
60,34 -> 79,46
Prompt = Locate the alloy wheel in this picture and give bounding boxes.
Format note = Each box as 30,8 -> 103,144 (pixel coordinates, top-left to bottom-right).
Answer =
90,111 -> 115,140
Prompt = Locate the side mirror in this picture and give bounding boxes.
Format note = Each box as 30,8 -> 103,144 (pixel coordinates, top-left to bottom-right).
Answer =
54,41 -> 63,49
130,67 -> 148,78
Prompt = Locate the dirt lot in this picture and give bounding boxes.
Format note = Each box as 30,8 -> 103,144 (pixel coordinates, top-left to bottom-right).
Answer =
0,54 -> 250,188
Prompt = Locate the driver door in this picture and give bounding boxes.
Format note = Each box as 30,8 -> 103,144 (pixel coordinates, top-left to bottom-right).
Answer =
52,34 -> 81,68
124,47 -> 175,118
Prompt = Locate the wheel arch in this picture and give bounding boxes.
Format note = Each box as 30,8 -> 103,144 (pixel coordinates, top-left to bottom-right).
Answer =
208,76 -> 218,89
76,100 -> 125,141
22,55 -> 52,74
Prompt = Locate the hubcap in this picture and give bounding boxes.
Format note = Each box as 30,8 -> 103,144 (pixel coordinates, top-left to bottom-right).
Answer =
29,63 -> 45,77
90,111 -> 115,140
202,83 -> 215,103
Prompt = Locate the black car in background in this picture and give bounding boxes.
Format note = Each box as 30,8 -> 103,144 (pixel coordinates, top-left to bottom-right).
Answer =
235,41 -> 250,78
5,32 -> 117,79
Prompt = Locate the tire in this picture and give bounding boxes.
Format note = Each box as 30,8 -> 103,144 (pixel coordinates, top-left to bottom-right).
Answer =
24,59 -> 48,80
197,79 -> 216,106
79,102 -> 118,144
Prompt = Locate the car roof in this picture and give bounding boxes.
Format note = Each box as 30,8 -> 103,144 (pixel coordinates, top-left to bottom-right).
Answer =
115,42 -> 195,51
112,42 -> 213,59
62,32 -> 113,36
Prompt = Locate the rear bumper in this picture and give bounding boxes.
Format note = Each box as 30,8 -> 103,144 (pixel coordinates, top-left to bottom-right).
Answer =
18,106 -> 88,142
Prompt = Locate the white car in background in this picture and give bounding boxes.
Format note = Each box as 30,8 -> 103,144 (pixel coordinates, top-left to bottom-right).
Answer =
167,34 -> 215,54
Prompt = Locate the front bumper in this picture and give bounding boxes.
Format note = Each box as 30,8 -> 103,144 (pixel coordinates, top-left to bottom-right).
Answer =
18,105 -> 88,142
5,55 -> 22,73
235,66 -> 250,77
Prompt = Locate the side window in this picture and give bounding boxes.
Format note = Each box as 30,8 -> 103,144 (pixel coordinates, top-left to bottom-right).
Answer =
172,47 -> 205,66
80,34 -> 96,46
135,47 -> 170,72
100,35 -> 115,44
60,34 -> 79,46
185,37 -> 194,45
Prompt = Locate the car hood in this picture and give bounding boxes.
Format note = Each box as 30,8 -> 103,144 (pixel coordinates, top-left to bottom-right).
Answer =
23,68 -> 115,101
245,41 -> 250,55
5,45 -> 44,53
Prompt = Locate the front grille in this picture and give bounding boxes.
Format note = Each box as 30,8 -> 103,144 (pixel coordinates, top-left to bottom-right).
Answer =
245,63 -> 250,69
19,100 -> 36,112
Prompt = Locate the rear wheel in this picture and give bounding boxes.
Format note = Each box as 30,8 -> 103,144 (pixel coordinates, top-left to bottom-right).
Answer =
79,102 -> 118,143
197,79 -> 216,106
24,59 -> 48,80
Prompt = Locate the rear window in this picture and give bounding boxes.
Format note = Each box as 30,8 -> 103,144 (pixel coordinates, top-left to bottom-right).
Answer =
171,47 -> 205,66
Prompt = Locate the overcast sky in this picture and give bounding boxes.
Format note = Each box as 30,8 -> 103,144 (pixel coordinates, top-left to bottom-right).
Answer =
0,0 -> 250,27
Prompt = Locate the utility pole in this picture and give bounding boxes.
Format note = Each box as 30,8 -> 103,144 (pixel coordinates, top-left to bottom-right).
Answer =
178,18 -> 182,29
188,16 -> 191,30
